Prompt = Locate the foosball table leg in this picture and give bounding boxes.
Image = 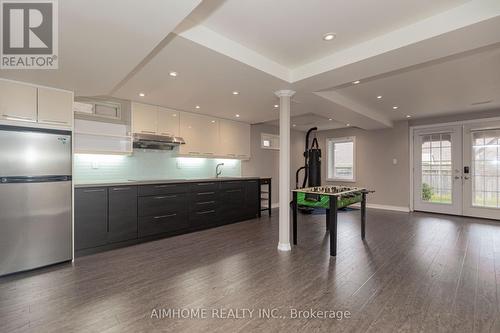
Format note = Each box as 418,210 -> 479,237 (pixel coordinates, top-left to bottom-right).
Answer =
361,192 -> 366,240
329,196 -> 338,256
326,209 -> 330,230
293,191 -> 298,245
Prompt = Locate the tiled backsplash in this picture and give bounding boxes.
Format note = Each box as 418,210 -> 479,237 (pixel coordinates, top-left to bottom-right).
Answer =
74,150 -> 241,182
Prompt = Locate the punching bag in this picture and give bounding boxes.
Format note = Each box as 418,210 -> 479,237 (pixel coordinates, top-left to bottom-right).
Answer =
307,148 -> 321,187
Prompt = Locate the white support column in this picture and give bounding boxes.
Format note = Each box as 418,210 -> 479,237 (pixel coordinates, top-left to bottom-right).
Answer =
275,89 -> 295,252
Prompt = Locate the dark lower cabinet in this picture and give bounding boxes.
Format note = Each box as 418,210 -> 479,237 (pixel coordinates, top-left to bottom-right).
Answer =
75,187 -> 108,251
138,193 -> 189,238
75,179 -> 261,253
218,184 -> 245,224
108,186 -> 138,243
245,180 -> 259,218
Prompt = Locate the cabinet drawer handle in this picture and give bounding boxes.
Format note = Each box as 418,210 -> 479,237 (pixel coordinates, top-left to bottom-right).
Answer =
196,210 -> 216,215
40,119 -> 69,125
204,152 -> 214,155
154,195 -> 177,199
141,130 -> 156,134
197,191 -> 215,196
189,152 -> 200,155
3,114 -> 36,122
227,189 -> 242,193
155,184 -> 175,188
83,189 -> 105,193
197,201 -> 215,205
197,183 -> 214,186
153,213 -> 177,219
112,187 -> 131,191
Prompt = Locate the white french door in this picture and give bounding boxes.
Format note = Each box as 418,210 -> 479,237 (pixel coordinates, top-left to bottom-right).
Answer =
413,126 -> 462,215
413,121 -> 500,220
463,121 -> 500,219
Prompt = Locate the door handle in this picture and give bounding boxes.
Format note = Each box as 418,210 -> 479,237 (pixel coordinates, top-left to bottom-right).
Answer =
454,176 -> 461,180
3,114 -> 36,122
153,213 -> 177,220
464,176 -> 470,180
154,195 -> 177,199
40,119 -> 70,125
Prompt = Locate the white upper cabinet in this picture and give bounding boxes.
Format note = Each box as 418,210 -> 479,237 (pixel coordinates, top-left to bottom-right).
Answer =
179,112 -> 219,156
157,107 -> 180,137
219,120 -> 250,159
0,80 -> 37,123
132,102 -> 250,159
38,88 -> 73,127
132,102 -> 157,134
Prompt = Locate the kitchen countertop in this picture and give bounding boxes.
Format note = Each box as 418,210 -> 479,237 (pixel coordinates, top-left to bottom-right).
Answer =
74,177 -> 262,188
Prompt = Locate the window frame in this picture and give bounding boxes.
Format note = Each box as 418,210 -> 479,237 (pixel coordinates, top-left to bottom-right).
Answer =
326,136 -> 356,182
261,133 -> 279,150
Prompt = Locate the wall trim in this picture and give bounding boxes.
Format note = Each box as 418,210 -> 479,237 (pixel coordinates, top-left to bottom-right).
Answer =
272,202 -> 409,212
351,203 -> 410,212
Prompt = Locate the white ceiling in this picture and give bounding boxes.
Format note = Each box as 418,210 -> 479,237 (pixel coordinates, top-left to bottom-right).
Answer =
335,45 -> 500,121
187,0 -> 469,68
1,0 -> 500,131
0,0 -> 202,96
112,35 -> 288,124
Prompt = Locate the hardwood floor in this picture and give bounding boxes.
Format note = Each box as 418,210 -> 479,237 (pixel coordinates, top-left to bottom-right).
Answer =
1,208 -> 500,333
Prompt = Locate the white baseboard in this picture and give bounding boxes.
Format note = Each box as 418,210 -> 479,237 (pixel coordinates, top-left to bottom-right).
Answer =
277,242 -> 291,251
269,203 -> 409,213
351,203 -> 410,212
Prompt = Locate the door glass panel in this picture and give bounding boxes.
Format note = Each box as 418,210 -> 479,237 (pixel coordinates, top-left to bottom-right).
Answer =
421,133 -> 453,204
472,130 -> 500,208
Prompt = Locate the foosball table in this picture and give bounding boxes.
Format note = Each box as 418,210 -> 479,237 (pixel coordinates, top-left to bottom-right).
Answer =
292,186 -> 374,256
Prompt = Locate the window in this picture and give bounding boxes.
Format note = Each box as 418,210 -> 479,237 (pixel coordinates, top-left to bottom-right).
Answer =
327,137 -> 356,182
420,133 -> 453,204
261,133 -> 279,150
472,130 -> 500,208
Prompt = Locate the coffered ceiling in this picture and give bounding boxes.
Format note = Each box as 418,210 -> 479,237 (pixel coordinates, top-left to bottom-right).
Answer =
1,0 -> 500,131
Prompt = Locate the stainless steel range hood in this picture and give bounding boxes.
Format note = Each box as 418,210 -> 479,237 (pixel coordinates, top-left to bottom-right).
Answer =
133,133 -> 185,150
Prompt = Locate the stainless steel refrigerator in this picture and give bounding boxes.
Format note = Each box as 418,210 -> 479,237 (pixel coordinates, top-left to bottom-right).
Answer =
0,125 -> 72,276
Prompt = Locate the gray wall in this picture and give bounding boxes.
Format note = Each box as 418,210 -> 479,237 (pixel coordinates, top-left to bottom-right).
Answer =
314,121 -> 410,208
242,124 -> 305,205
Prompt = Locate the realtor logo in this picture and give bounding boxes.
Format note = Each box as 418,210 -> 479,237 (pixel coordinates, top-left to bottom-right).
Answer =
1,0 -> 58,69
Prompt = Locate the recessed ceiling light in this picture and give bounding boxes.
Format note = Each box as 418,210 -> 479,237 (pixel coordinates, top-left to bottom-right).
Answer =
211,120 -> 216,123
274,104 -> 279,108
406,115 -> 411,118
169,71 -> 178,77
195,105 -> 200,109
323,32 -> 336,41
172,114 -> 177,117
235,114 -> 240,118
292,124 -> 296,127
346,123 -> 351,127
328,118 -> 333,121
393,106 -> 399,110
232,91 -> 239,95
139,93 -> 145,97
377,96 -> 383,99
353,80 -> 361,85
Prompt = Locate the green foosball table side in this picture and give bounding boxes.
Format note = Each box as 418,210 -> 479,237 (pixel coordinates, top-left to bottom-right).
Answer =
296,192 -> 362,209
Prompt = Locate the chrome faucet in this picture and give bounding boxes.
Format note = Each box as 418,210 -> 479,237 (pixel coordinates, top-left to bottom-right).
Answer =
216,163 -> 224,178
